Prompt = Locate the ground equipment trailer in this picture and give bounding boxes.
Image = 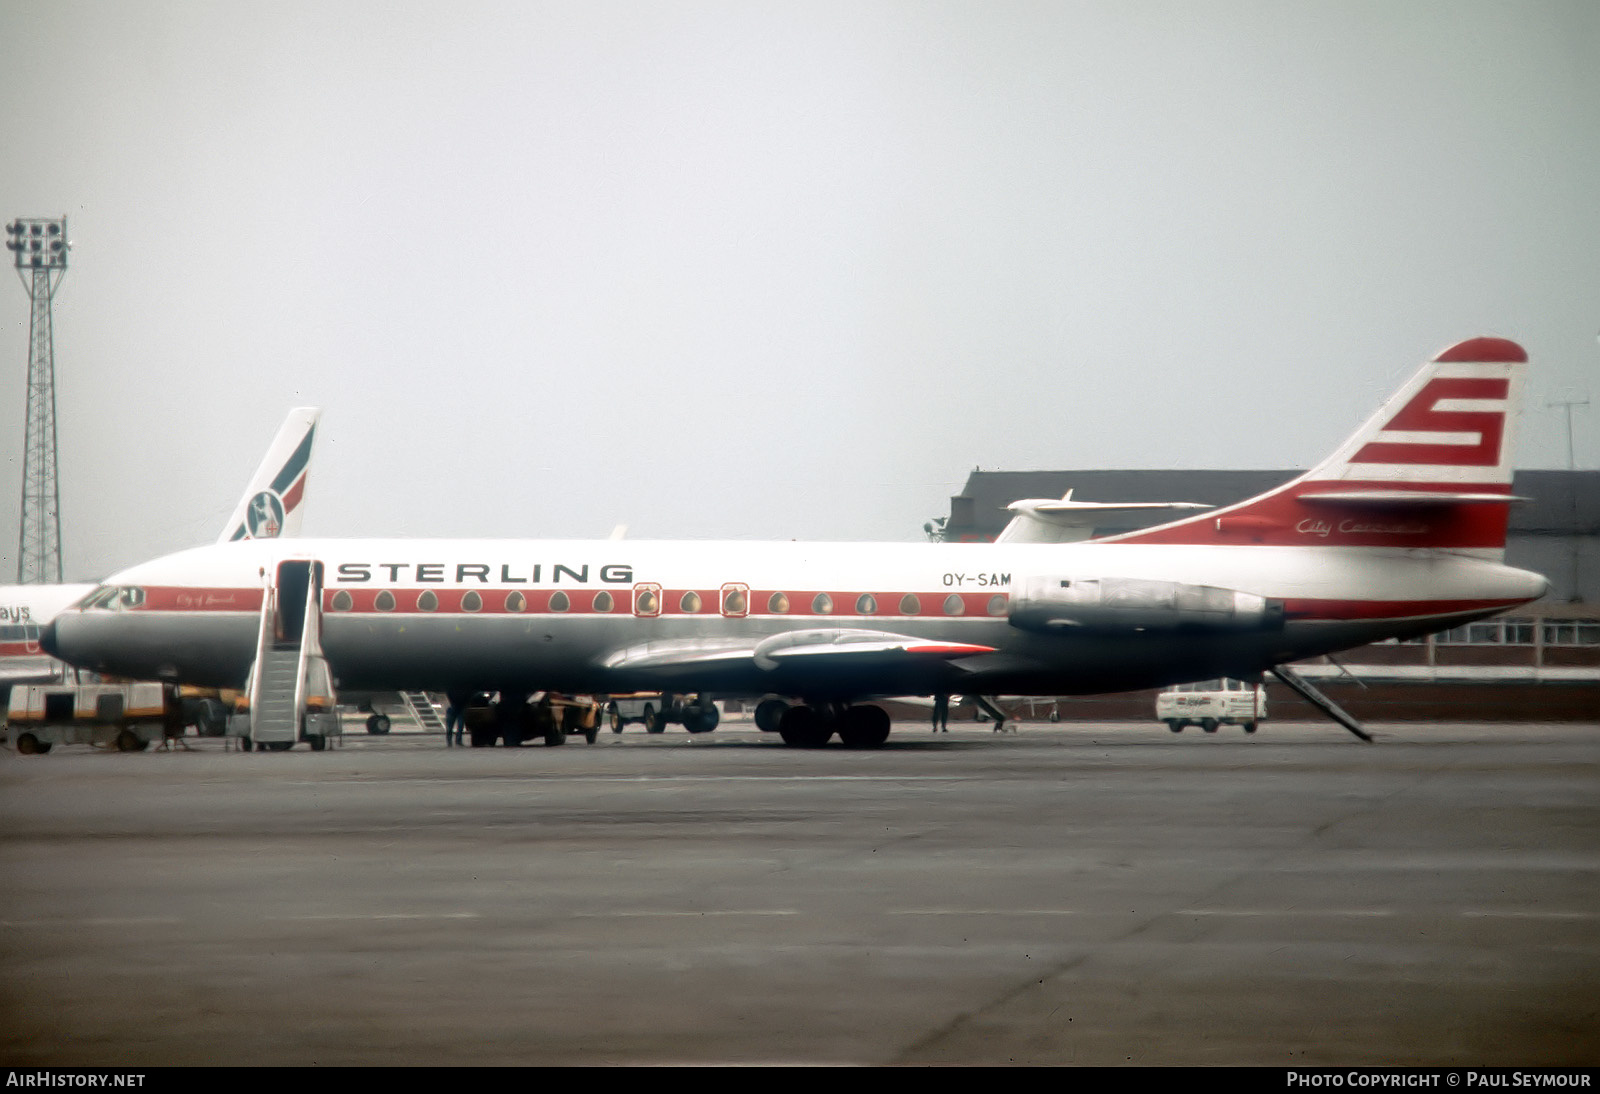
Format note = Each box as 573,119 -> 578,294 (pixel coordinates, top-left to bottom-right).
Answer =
466,692 -> 602,747
6,682 -> 180,753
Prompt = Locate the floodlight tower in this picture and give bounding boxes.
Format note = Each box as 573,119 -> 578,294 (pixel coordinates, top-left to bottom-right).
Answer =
6,216 -> 69,584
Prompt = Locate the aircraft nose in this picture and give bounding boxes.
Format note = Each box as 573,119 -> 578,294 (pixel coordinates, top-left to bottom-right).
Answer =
38,620 -> 60,658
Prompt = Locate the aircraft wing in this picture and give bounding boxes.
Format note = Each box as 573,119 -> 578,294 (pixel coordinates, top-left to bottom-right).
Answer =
602,628 -> 997,674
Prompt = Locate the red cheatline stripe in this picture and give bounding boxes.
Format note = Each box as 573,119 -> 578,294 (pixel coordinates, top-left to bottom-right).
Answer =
117,586 -> 1524,628
1116,477 -> 1513,548
123,586 -> 1017,618
1282,597 -> 1527,621
323,587 -> 1014,618
134,588 -> 265,612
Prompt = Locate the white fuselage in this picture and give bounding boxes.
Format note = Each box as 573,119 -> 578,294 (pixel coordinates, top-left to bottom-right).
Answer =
47,536 -> 1547,700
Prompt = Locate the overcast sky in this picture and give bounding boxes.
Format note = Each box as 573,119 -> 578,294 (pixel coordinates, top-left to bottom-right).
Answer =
1,1 -> 1597,581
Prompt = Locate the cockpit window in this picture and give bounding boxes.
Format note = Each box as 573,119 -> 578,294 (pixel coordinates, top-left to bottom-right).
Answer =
83,586 -> 147,611
80,586 -> 120,610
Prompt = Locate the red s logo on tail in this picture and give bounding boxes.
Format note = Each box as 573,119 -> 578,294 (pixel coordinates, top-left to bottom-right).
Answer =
1350,378 -> 1508,467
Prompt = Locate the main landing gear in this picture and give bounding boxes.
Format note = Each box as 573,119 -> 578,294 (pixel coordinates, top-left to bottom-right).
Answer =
776,703 -> 892,749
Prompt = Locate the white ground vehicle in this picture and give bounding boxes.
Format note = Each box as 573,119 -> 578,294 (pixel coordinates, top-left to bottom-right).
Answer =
1156,678 -> 1266,733
6,682 -> 176,753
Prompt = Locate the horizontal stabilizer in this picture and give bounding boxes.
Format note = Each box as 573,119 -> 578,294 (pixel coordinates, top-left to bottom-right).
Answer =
996,490 -> 1211,544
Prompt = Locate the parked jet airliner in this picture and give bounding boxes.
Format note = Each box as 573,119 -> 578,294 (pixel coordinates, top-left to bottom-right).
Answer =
1,407 -> 319,694
45,339 -> 1547,746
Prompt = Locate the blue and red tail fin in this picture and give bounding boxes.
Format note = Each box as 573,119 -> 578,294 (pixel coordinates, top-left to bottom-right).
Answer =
1108,338 -> 1526,557
218,407 -> 320,543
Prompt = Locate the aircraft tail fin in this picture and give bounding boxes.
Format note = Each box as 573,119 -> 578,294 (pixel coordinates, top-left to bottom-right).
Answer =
1108,337 -> 1527,556
217,408 -> 321,543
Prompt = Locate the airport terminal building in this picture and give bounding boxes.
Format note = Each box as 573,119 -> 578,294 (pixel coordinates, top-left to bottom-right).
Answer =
936,469 -> 1600,722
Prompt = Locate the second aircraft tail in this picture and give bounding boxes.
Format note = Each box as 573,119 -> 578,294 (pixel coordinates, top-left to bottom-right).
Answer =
217,407 -> 320,543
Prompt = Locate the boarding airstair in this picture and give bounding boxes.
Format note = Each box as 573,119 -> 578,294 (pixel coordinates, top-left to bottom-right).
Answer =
251,644 -> 303,744
402,691 -> 446,733
236,560 -> 341,751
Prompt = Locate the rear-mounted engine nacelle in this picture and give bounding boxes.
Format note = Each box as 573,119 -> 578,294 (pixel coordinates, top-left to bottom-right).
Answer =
1008,575 -> 1284,634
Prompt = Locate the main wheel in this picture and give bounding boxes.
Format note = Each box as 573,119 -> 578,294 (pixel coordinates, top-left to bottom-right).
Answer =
115,729 -> 147,752
777,705 -> 831,748
683,704 -> 719,733
838,705 -> 891,749
366,713 -> 391,735
15,732 -> 47,755
192,698 -> 228,737
609,705 -> 624,733
643,705 -> 665,734
753,698 -> 788,733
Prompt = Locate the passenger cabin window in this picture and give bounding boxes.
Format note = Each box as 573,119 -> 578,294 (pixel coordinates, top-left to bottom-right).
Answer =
549,591 -> 570,613
505,590 -> 526,613
634,585 -> 660,617
721,585 -> 748,617
330,590 -> 353,612
987,594 -> 1007,616
417,591 -> 438,612
768,592 -> 790,614
856,594 -> 877,615
680,591 -> 702,613
593,591 -> 614,613
943,594 -> 964,616
461,590 -> 482,613
899,593 -> 921,615
375,590 -> 396,612
812,593 -> 833,614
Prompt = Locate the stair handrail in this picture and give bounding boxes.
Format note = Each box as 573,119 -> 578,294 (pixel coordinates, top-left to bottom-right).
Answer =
246,579 -> 278,739
291,566 -> 321,738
